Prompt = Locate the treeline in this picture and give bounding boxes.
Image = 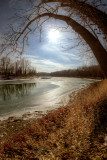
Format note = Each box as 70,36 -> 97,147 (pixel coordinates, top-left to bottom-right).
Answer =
50,66 -> 104,78
0,56 -> 37,79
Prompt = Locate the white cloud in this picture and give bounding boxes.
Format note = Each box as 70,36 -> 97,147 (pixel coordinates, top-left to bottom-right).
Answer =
22,54 -> 39,59
41,43 -> 81,62
25,57 -> 75,72
41,43 -> 60,53
22,45 -> 82,72
59,52 -> 81,62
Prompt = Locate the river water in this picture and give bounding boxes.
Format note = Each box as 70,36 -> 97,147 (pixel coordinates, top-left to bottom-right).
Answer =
0,77 -> 96,120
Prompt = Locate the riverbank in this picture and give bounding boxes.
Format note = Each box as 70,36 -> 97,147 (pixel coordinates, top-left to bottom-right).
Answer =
0,77 -> 96,121
0,79 -> 107,159
0,75 -> 38,81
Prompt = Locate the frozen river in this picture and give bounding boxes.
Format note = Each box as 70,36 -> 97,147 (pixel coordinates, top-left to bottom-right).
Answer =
0,77 -> 96,120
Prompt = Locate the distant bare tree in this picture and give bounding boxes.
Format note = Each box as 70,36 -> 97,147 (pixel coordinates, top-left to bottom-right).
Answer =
0,56 -> 37,78
0,57 -> 11,77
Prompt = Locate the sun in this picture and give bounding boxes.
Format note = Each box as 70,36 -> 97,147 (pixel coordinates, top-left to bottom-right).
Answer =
48,29 -> 61,43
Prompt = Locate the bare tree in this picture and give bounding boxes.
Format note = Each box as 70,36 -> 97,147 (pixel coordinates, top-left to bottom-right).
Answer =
0,57 -> 11,77
0,0 -> 107,77
34,0 -> 107,38
0,56 -> 37,78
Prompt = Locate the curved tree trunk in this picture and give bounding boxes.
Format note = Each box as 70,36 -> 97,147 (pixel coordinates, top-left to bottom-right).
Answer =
49,14 -> 107,77
61,0 -> 107,37
17,13 -> 107,77
42,0 -> 107,37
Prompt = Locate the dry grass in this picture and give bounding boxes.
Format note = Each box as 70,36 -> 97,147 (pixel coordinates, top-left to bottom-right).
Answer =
0,79 -> 107,160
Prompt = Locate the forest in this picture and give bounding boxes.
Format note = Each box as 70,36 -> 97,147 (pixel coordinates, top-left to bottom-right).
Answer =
0,56 -> 37,79
50,65 -> 104,78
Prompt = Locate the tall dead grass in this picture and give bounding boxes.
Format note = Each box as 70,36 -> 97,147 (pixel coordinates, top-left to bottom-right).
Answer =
0,79 -> 107,160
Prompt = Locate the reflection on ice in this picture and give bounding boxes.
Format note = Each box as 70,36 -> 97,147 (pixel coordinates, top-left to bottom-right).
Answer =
0,83 -> 36,101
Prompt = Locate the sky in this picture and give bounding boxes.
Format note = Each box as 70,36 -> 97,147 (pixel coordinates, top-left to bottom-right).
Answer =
0,0 -> 102,73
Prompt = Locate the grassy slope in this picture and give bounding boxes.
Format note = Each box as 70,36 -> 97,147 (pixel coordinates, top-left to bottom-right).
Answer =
0,79 -> 107,160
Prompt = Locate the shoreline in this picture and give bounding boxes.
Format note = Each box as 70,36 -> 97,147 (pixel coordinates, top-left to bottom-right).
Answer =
0,86 -> 82,145
0,75 -> 101,81
0,83 -> 88,122
0,79 -> 107,159
0,77 -> 96,121
0,75 -> 39,83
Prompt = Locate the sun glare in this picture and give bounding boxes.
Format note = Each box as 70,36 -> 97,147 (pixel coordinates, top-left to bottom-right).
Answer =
48,29 -> 61,42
